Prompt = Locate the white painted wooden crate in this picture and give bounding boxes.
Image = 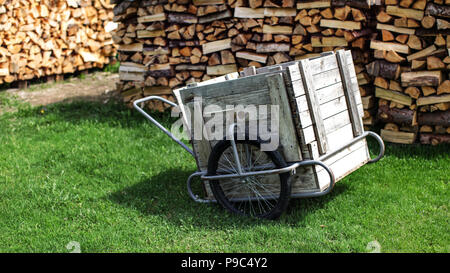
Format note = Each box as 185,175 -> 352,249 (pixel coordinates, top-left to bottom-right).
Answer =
173,50 -> 369,198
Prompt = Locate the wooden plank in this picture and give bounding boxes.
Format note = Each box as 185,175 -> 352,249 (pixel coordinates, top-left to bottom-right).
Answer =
242,66 -> 257,77
190,97 -> 212,171
370,40 -> 410,54
386,5 -> 424,21
198,9 -> 232,24
417,94 -> 450,106
362,95 -> 375,109
118,43 -> 143,52
234,7 -> 265,18
266,73 -> 302,162
264,8 -> 297,17
401,70 -> 442,87
256,43 -> 290,53
286,64 -> 302,82
193,0 -> 224,5
320,19 -> 362,30
137,30 -> 165,38
172,88 -> 191,136
336,50 -> 364,136
325,123 -> 355,152
323,110 -> 351,135
316,82 -> 345,102
137,13 -> 166,23
380,129 -> 416,144
262,25 -> 293,35
376,23 -> 415,35
201,89 -> 270,108
206,64 -> 237,75
299,59 -> 328,154
119,71 -> 144,81
297,1 -> 331,9
291,170 -> 320,192
236,51 -> 268,63
316,139 -> 369,190
312,68 -> 342,90
349,76 -> 364,110
308,54 -> 338,74
202,38 -> 232,55
406,45 -> 437,62
179,73 -> 269,103
311,36 -> 348,47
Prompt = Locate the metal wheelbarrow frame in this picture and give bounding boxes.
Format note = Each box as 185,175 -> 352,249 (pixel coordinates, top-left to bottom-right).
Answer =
133,95 -> 385,219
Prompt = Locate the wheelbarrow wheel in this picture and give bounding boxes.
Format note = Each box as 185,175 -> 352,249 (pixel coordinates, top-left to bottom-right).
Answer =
207,139 -> 291,220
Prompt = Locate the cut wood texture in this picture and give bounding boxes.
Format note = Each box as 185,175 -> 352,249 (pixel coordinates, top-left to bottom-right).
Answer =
112,0 -> 381,114
111,0 -> 448,146
372,1 -> 450,145
0,0 -> 117,85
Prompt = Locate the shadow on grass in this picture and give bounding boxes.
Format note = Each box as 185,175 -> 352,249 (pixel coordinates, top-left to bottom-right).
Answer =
7,100 -> 450,161
3,100 -> 176,129
108,167 -> 344,228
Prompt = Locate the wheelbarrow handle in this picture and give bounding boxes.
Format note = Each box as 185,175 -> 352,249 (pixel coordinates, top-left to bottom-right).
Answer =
133,96 -> 195,157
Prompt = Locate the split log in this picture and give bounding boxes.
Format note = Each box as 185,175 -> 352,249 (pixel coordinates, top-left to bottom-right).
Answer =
381,129 -> 416,144
420,133 -> 450,145
401,71 -> 443,87
418,111 -> 450,127
366,60 -> 401,80
425,2 -> 450,19
378,105 -> 416,126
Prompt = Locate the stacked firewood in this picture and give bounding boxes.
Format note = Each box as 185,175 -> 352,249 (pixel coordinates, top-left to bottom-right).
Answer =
0,0 -> 117,85
292,0 -> 379,128
368,0 -> 449,145
112,0 -> 448,145
112,0 -> 381,113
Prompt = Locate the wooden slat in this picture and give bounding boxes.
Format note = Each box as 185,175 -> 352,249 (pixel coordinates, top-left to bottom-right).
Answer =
191,97 -> 211,171
296,95 -> 349,129
336,50 -> 364,137
266,73 -> 302,162
316,139 -> 369,190
179,73 -> 269,103
323,110 -> 351,134
299,59 -> 328,154
312,68 -> 342,90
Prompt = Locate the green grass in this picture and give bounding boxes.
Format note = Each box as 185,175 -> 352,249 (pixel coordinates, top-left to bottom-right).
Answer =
0,101 -> 448,253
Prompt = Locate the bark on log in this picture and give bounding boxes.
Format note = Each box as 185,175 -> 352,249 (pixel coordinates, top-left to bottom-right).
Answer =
418,111 -> 450,127
331,0 -> 375,9
420,133 -> 450,145
425,2 -> 450,19
366,60 -> 400,80
377,105 -> 416,126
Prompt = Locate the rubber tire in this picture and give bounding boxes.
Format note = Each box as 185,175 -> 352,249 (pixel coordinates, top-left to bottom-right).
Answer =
207,139 -> 291,220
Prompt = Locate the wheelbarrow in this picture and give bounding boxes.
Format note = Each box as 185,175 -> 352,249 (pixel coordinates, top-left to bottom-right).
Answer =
133,50 -> 385,219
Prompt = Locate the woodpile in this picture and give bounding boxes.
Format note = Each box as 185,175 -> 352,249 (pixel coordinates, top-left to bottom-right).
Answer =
0,0 -> 117,86
112,0 -> 380,113
112,0 -> 449,145
370,0 -> 450,145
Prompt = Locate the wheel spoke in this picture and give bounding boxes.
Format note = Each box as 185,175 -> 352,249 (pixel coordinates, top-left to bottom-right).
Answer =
212,142 -> 286,218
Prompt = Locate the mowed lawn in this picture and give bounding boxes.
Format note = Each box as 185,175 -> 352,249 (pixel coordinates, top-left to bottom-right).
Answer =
0,101 -> 448,253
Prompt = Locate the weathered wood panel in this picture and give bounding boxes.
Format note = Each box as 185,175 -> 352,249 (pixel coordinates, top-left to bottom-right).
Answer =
300,59 -> 329,155
267,73 -> 303,162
